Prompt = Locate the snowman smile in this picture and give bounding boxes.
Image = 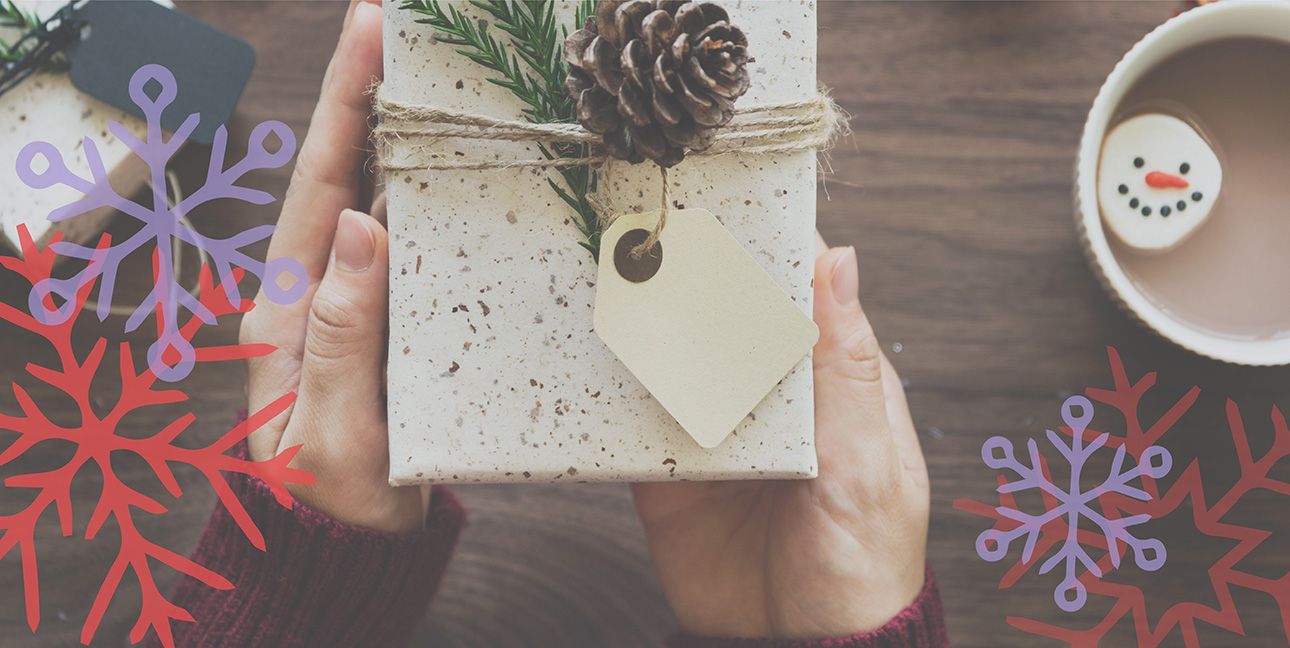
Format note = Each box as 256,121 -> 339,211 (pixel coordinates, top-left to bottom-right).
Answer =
1114,161 -> 1205,218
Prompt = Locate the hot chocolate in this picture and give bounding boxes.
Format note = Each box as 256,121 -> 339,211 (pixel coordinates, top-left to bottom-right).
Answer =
1106,37 -> 1290,341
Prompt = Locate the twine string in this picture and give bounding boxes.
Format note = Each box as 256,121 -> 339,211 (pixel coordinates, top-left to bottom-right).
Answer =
371,83 -> 848,255
588,162 -> 669,259
586,156 -> 618,225
629,165 -> 670,260
373,90 -> 844,173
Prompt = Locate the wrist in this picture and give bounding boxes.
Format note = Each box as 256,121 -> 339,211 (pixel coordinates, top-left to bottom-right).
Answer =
237,409 -> 425,535
668,564 -> 948,648
286,474 -> 426,535
164,464 -> 467,648
676,554 -> 927,640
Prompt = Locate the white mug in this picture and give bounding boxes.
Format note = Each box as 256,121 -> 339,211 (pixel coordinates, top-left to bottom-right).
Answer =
1075,0 -> 1290,366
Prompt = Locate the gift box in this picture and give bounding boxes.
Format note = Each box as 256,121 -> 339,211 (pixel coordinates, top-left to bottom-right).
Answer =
0,0 -> 171,252
383,0 -> 821,484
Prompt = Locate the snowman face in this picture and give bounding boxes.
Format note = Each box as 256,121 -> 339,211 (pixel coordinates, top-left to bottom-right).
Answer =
1097,113 -> 1222,252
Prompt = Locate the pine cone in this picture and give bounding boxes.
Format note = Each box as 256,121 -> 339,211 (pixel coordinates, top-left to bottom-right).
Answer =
564,0 -> 750,168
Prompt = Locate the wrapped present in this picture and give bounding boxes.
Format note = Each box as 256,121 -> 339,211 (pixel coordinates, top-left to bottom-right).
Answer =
0,0 -> 172,252
382,0 -> 826,484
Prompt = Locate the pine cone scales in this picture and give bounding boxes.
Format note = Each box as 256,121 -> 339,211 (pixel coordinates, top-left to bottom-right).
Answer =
564,0 -> 750,168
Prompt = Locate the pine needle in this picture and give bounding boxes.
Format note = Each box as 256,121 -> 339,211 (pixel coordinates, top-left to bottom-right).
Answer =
0,0 -> 41,64
400,0 -> 604,260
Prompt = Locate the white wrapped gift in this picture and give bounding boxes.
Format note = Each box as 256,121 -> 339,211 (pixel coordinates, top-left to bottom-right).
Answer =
383,0 -> 821,484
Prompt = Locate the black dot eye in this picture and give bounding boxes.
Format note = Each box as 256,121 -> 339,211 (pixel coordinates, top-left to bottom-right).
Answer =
1118,184 -> 1129,195
1142,206 -> 1152,216
1130,198 -> 1140,208
1161,205 -> 1171,217
1192,191 -> 1203,201
1134,157 -> 1145,168
1180,163 -> 1190,174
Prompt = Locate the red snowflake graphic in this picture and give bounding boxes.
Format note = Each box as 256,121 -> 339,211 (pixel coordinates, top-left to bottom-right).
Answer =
0,226 -> 316,646
954,347 -> 1290,647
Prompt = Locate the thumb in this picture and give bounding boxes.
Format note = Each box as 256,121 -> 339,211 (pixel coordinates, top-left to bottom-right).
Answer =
812,246 -> 901,484
290,209 -> 389,461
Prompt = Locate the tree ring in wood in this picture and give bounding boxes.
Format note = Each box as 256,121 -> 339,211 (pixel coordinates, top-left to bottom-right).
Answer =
613,229 -> 662,283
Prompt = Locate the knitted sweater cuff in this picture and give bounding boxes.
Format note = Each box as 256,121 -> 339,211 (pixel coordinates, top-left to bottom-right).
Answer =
665,564 -> 950,648
160,443 -> 466,648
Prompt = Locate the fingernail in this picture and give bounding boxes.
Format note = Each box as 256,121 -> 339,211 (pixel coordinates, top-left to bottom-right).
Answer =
334,210 -> 375,273
345,0 -> 379,28
831,246 -> 860,308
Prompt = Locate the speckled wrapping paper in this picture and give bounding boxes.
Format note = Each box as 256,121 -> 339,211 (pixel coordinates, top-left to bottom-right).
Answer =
384,0 -> 819,484
0,60 -> 150,253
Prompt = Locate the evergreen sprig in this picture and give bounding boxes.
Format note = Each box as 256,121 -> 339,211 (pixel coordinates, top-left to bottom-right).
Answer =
400,0 -> 605,260
1,1 -> 72,74
1,0 -> 41,64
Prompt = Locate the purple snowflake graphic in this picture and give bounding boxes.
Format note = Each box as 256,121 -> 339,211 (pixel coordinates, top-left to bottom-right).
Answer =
975,395 -> 1173,612
15,64 -> 306,381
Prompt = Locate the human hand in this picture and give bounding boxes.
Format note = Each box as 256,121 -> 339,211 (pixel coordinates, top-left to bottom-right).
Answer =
631,233 -> 930,639
239,0 -> 423,534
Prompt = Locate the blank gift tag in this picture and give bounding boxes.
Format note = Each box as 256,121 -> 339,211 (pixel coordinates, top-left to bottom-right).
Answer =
595,209 -> 819,449
64,0 -> 256,145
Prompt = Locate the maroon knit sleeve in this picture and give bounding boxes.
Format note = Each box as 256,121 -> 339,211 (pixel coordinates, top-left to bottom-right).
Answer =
148,443 -> 466,648
665,564 -> 950,648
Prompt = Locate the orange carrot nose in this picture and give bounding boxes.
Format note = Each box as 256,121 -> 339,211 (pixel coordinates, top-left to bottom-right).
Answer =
1145,171 -> 1190,189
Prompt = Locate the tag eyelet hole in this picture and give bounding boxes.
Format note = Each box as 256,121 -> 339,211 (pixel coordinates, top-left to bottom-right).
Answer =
613,229 -> 662,284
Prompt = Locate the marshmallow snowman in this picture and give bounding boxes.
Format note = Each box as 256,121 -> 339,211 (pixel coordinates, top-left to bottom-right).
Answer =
1097,113 -> 1222,252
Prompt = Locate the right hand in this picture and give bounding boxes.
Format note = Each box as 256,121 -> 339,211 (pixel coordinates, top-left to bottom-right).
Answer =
632,233 -> 931,639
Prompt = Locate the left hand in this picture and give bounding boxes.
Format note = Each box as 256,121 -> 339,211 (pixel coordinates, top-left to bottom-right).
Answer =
239,0 -> 424,535
632,232 -> 930,639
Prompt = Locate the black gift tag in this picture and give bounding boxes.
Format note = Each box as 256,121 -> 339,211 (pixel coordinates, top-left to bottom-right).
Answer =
64,0 -> 255,145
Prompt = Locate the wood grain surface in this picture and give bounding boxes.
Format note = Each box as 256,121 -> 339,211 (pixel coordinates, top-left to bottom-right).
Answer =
2,2 -> 1289,647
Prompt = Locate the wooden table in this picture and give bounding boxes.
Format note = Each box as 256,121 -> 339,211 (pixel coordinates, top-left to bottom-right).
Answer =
3,2 -> 1288,647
